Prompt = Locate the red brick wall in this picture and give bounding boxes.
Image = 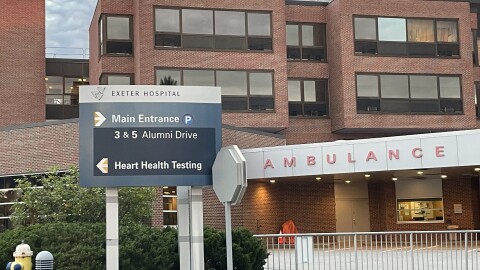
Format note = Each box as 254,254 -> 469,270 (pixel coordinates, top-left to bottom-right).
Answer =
0,0 -> 45,127
0,121 -> 79,176
328,0 -> 478,132
89,0 -> 290,129
89,0 -> 135,84
150,126 -> 286,228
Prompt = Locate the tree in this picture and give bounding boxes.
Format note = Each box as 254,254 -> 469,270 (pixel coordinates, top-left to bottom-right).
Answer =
159,75 -> 177,85
11,167 -> 155,226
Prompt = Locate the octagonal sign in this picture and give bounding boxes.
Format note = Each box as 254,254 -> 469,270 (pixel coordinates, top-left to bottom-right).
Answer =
212,145 -> 247,205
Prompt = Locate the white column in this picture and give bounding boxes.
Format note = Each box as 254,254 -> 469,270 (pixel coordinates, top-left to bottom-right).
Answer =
177,186 -> 191,270
190,186 -> 205,270
106,187 -> 119,270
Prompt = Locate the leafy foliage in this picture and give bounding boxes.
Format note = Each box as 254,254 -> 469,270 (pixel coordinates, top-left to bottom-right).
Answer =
159,75 -> 178,85
204,226 -> 268,270
11,168 -> 155,226
0,223 -> 179,270
0,224 -> 267,270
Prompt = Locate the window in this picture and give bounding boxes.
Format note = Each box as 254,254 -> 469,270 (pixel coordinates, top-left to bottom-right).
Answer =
155,69 -> 274,111
356,74 -> 462,114
163,186 -> 177,227
45,76 -> 87,106
476,82 -> 480,118
155,8 -> 272,51
473,31 -> 479,65
215,11 -> 246,50
287,23 -> 326,61
100,74 -> 134,85
354,16 -> 459,57
288,79 -> 328,116
397,199 -> 444,222
99,15 -> 133,55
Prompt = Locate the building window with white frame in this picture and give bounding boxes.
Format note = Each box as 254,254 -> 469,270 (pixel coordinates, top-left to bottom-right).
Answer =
163,186 -> 177,227
395,178 -> 444,223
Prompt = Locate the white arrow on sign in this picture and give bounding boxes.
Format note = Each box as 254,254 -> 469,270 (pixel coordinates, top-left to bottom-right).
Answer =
97,158 -> 109,173
94,112 -> 106,127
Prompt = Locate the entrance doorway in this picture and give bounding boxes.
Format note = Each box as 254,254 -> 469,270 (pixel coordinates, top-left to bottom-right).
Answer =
335,199 -> 370,232
335,182 -> 371,232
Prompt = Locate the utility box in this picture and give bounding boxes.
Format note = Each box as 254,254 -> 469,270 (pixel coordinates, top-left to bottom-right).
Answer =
447,225 -> 460,241
295,236 -> 313,270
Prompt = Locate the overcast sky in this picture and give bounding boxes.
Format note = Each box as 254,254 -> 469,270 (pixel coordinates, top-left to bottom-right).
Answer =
46,0 -> 97,58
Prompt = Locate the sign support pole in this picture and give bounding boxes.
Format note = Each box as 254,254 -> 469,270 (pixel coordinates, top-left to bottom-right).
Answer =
106,187 -> 119,270
190,186 -> 205,270
225,202 -> 234,270
177,186 -> 191,270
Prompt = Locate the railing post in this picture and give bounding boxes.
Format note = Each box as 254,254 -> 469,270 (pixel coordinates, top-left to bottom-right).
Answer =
465,232 -> 468,270
354,234 -> 358,270
410,233 -> 414,270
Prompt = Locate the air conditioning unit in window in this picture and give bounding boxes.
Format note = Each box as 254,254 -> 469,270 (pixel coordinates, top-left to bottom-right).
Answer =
367,106 -> 379,111
442,107 -> 455,113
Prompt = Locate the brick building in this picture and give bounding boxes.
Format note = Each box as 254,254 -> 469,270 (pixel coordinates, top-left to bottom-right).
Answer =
87,0 -> 480,234
0,0 -> 45,126
2,0 -> 480,234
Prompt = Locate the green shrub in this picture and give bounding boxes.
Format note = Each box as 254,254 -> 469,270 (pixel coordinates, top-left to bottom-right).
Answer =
204,226 -> 268,270
0,223 -> 266,270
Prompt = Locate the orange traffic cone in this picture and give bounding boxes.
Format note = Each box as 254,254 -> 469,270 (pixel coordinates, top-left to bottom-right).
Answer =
278,230 -> 284,244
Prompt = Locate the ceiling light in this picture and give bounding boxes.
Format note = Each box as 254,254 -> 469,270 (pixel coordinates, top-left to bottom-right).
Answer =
392,177 -> 398,181
78,78 -> 82,81
44,77 -> 48,81
417,171 -> 424,175
315,177 -> 321,181
475,168 -> 480,172
345,180 -> 351,184
270,179 -> 276,184
441,174 -> 448,179
365,174 -> 371,178
163,186 -> 169,189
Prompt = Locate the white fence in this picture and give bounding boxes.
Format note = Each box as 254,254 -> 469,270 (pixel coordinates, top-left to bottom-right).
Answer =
254,230 -> 480,270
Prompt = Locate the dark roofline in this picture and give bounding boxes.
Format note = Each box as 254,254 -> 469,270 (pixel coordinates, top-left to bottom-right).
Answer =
46,58 -> 89,63
285,0 -> 330,6
222,124 -> 285,139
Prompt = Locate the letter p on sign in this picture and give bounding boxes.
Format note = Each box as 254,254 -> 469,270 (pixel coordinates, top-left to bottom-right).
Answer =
183,114 -> 193,125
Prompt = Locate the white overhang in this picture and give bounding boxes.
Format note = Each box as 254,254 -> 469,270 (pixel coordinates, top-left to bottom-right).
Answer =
241,129 -> 480,180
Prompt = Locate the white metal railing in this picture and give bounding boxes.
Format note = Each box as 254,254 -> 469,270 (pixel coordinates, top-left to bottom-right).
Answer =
254,230 -> 480,270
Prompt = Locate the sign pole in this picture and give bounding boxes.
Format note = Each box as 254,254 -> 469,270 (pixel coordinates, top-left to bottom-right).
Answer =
225,201 -> 234,270
177,186 -> 191,270
106,187 -> 119,270
190,186 -> 205,270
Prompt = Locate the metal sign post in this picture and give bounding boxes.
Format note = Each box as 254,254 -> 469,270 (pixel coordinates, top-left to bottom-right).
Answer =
106,187 -> 119,270
212,145 -> 248,270
177,186 -> 191,270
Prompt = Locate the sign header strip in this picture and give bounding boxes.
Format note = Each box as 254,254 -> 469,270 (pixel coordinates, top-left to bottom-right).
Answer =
80,85 -> 221,104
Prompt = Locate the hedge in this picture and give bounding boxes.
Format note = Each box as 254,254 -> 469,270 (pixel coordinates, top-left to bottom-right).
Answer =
0,223 -> 267,270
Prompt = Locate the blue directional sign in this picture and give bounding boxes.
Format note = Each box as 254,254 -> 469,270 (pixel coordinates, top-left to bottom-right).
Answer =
79,85 -> 222,187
